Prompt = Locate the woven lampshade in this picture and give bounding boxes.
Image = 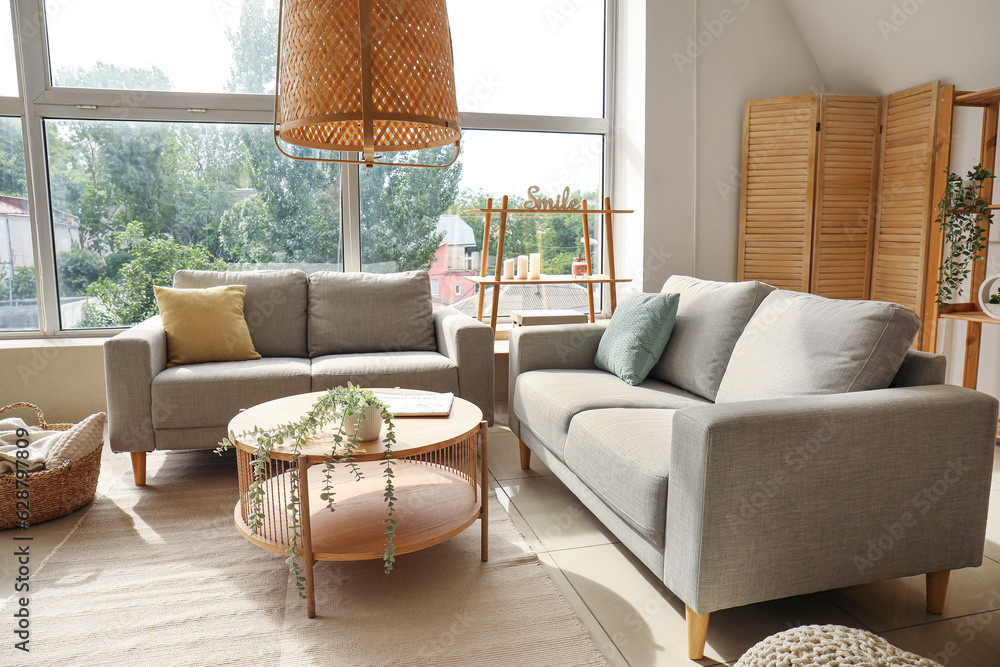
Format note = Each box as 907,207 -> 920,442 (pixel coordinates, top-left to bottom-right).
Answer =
274,0 -> 461,167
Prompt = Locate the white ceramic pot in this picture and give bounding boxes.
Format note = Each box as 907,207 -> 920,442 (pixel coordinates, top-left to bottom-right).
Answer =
345,405 -> 383,442
977,274 -> 1000,320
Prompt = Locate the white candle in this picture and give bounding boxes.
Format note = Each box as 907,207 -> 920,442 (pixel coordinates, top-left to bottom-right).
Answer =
503,258 -> 515,281
516,255 -> 529,280
529,253 -> 541,280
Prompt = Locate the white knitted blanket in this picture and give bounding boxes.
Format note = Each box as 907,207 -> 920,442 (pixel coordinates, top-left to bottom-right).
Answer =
735,625 -> 943,667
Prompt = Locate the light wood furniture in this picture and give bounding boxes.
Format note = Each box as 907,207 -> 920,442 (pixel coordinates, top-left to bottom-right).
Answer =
228,389 -> 488,617
738,84 -> 941,308
920,85 -> 1000,391
465,195 -> 632,331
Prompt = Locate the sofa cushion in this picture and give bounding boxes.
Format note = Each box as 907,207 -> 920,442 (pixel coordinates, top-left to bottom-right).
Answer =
513,369 -> 709,460
311,351 -> 459,394
564,408 -> 674,546
308,271 -> 437,356
173,269 -> 308,358
715,290 -> 921,403
151,358 -> 311,429
650,275 -> 773,401
154,285 -> 261,367
595,292 -> 679,385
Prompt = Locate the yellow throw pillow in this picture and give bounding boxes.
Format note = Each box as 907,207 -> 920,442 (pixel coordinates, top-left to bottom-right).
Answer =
154,285 -> 262,367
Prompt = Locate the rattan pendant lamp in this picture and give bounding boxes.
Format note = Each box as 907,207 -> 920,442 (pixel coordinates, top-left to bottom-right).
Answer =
273,0 -> 461,168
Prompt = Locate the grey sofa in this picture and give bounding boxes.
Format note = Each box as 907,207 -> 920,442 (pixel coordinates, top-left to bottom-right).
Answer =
509,275 -> 998,660
105,269 -> 494,485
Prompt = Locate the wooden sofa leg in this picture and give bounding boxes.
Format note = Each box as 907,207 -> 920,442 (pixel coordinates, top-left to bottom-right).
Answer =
519,440 -> 531,469
686,606 -> 710,660
927,570 -> 951,614
130,452 -> 147,487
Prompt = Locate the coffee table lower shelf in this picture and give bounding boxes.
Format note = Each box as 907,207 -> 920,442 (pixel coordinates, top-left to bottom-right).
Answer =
233,460 -> 483,560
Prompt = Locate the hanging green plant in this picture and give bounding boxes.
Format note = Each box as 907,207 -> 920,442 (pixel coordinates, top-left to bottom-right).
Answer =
936,164 -> 996,305
216,384 -> 397,594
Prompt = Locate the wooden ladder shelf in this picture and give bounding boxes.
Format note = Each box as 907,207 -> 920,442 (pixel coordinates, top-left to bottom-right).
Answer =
464,195 -> 633,331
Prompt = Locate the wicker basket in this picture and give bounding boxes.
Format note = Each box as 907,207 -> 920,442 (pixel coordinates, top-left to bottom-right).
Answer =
0,402 -> 103,530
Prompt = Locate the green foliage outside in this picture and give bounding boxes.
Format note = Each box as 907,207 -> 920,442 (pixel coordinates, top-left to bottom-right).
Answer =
57,247 -> 105,296
0,266 -> 36,301
79,222 -> 224,327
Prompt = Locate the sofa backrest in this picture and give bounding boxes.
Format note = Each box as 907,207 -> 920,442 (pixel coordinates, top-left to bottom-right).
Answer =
714,289 -> 921,403
307,270 -> 437,357
891,349 -> 946,387
650,275 -> 774,401
173,269 -> 308,357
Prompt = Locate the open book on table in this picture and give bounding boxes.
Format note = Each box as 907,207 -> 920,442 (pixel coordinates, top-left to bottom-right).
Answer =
373,391 -> 455,417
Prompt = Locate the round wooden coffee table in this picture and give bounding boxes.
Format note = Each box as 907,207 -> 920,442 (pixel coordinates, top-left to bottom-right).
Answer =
227,389 -> 488,617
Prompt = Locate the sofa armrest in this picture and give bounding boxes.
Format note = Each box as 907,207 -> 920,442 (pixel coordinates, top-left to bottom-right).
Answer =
507,321 -> 608,434
104,315 -> 167,453
433,307 -> 495,425
664,385 -> 998,615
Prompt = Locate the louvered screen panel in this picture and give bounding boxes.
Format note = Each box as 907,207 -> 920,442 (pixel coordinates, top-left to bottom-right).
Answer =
870,82 -> 940,312
738,95 -> 818,291
810,95 -> 882,298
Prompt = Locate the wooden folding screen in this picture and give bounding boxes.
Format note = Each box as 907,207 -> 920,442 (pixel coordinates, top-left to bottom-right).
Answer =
737,95 -> 818,291
870,82 -> 940,313
810,95 -> 882,298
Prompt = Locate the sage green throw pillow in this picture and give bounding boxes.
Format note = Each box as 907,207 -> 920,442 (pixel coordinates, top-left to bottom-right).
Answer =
595,292 -> 680,385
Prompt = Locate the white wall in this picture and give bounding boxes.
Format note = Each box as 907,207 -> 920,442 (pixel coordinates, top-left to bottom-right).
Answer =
782,0 -> 1000,94
619,0 -> 825,291
0,340 -> 106,424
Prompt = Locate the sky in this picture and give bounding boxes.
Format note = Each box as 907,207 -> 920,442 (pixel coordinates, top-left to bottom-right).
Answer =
3,0 -> 606,199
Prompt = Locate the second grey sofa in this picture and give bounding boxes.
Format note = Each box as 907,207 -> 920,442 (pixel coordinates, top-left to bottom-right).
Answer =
510,275 -> 998,660
105,269 -> 494,485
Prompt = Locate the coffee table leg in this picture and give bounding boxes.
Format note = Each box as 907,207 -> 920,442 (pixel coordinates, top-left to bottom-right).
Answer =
480,420 -> 489,562
298,455 -> 316,618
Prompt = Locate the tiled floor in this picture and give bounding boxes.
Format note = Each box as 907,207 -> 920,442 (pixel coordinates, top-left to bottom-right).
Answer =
5,424 -> 1000,666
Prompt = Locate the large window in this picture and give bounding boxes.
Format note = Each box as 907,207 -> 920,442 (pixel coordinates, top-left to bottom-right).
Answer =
1,0 -> 612,336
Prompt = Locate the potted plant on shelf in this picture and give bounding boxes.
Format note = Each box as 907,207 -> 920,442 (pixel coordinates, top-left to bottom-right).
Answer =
216,384 -> 398,593
936,164 -> 996,305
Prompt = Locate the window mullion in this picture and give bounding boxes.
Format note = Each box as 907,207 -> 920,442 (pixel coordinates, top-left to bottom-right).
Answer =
342,155 -> 362,272
15,0 -> 59,334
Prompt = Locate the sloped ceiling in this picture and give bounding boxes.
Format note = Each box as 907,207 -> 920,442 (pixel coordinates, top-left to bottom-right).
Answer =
780,0 -> 1000,95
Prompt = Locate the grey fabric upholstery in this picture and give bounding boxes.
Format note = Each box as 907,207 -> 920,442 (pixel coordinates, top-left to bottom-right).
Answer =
434,306 -> 495,425
892,349 -> 947,387
565,409 -> 674,546
715,291 -> 921,403
650,276 -> 773,401
520,424 -> 665,575
104,316 -> 167,453
307,270 -> 436,356
311,352 -> 458,395
665,385 -> 998,615
151,358 -> 311,429
173,269 -> 308,358
106,270 -> 495,461
507,321 -> 609,436
513,369 -> 707,459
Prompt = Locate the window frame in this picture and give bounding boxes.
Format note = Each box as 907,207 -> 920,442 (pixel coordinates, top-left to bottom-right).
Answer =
4,0 -> 617,338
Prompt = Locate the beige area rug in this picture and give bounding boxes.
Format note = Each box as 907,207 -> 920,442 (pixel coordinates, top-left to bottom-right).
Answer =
3,450 -> 608,666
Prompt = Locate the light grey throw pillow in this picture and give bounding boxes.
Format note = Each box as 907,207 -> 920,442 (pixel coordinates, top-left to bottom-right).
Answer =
649,275 -> 774,401
714,290 -> 921,404
307,270 -> 437,357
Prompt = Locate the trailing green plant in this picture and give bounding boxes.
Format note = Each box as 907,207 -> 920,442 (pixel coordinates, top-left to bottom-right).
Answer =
216,384 -> 397,594
936,164 -> 996,304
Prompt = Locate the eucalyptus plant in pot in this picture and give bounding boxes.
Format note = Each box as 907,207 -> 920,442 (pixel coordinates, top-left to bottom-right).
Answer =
936,164 -> 996,304
216,384 -> 398,593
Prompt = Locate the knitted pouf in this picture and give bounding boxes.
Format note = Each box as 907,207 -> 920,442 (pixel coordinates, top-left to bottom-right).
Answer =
735,625 -> 943,667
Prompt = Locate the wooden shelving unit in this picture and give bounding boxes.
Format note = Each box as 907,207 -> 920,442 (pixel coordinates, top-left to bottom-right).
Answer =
920,85 -> 1000,392
464,195 -> 632,331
